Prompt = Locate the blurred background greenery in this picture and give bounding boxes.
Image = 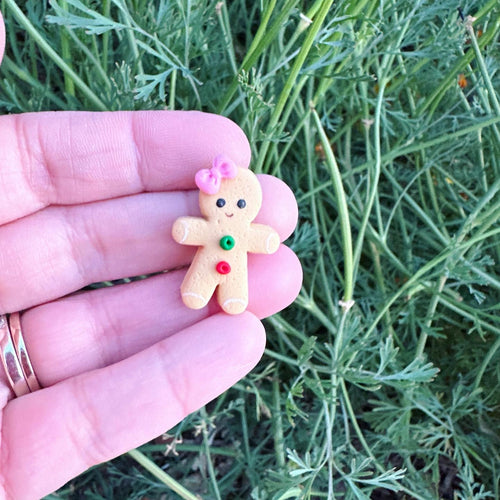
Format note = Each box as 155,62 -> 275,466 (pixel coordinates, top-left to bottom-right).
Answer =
1,0 -> 499,498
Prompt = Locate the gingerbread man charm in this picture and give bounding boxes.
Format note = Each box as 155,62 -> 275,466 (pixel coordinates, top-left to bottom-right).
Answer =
172,155 -> 280,314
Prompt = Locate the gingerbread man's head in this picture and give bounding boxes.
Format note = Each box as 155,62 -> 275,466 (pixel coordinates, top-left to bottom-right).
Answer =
196,156 -> 262,225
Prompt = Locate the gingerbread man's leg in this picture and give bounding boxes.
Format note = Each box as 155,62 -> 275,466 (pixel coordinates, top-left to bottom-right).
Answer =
217,272 -> 249,315
181,263 -> 219,310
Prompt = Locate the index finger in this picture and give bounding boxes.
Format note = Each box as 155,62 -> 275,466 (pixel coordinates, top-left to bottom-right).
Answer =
0,111 -> 251,224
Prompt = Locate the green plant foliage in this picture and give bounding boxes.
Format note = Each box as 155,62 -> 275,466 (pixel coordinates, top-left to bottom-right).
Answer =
1,0 -> 499,498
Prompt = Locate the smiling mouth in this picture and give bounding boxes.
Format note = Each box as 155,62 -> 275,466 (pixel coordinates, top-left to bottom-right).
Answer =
225,213 -> 234,218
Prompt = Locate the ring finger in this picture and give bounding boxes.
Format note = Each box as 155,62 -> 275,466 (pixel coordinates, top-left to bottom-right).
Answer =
20,244 -> 301,387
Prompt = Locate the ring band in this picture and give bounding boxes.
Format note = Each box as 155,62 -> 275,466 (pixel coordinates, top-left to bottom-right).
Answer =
0,313 -> 41,397
9,312 -> 41,392
0,314 -> 30,397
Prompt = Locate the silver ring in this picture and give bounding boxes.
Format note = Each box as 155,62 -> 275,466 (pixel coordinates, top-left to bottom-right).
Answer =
9,312 -> 41,392
0,314 -> 30,397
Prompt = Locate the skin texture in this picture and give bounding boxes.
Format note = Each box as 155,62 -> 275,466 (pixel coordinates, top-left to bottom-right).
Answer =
0,11 -> 302,500
173,167 -> 280,314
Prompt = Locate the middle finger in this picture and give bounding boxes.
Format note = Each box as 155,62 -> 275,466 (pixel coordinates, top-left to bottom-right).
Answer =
0,174 -> 297,312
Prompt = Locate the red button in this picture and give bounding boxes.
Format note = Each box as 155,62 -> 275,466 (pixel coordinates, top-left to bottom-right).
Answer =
216,261 -> 231,275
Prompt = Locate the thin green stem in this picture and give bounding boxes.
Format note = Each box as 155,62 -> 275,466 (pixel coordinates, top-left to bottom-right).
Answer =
352,78 -> 386,283
351,226 -> 500,357
3,0 -> 106,110
117,2 -> 144,75
255,0 -> 334,172
101,0 -> 111,69
65,27 -> 111,90
169,69 -> 177,110
473,335 -> 500,391
311,107 -> 354,304
217,0 -> 285,113
369,241 -> 395,337
466,17 -> 500,117
216,1 -> 238,75
415,275 -> 448,358
353,115 -> 500,177
59,0 -> 75,96
127,449 -> 199,500
200,411 -> 222,500
1,56 -> 67,108
438,294 -> 500,336
416,5 -> 499,117
272,377 -> 286,469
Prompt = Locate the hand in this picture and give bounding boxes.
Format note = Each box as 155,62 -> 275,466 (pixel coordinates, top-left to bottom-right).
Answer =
0,12 -> 301,499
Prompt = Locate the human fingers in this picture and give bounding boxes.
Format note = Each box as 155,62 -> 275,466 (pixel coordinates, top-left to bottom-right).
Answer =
0,110 -> 251,224
1,312 -> 265,500
21,244 -> 301,386
0,176 -> 297,312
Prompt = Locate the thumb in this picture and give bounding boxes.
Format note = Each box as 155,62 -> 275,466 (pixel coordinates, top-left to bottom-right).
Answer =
0,10 -> 5,66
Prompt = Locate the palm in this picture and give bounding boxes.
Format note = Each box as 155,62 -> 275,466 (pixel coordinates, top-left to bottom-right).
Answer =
0,104 -> 301,497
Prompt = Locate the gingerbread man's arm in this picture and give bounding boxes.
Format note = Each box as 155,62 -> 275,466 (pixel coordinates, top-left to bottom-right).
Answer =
247,223 -> 280,254
172,217 -> 210,246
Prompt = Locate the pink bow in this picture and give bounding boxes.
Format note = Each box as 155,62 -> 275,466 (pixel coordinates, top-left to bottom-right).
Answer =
195,155 -> 238,194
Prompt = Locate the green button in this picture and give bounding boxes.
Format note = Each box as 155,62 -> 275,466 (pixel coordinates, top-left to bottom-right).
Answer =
220,235 -> 235,250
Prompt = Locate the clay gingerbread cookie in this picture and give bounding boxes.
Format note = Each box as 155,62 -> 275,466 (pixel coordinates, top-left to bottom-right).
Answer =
172,155 -> 280,314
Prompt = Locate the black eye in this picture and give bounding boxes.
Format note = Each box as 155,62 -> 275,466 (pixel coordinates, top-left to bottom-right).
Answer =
237,199 -> 246,209
216,198 -> 226,208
